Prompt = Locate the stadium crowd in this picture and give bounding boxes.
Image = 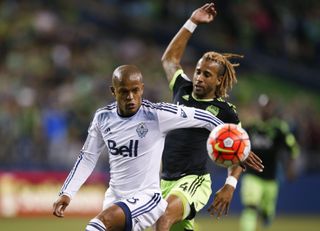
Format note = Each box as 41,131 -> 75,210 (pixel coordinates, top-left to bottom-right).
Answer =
0,0 -> 319,174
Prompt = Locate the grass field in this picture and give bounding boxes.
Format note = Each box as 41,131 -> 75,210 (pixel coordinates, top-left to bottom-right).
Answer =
1,215 -> 320,231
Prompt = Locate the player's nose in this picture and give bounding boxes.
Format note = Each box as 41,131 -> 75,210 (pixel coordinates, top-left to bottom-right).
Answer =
126,91 -> 134,100
195,74 -> 204,82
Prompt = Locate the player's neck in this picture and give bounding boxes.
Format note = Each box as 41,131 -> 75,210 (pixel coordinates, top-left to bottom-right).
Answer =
191,92 -> 214,102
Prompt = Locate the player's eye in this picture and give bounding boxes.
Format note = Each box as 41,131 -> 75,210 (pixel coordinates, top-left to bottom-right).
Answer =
119,89 -> 128,95
204,71 -> 211,78
132,88 -> 140,94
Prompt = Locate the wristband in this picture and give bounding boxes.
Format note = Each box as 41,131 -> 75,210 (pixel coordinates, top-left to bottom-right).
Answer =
183,19 -> 197,33
225,176 -> 238,188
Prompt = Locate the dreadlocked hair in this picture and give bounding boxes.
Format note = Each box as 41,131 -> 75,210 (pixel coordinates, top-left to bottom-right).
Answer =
202,51 -> 243,98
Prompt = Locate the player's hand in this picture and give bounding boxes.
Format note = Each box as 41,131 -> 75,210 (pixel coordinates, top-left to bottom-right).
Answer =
53,195 -> 71,218
190,2 -> 217,25
208,184 -> 234,218
242,151 -> 264,172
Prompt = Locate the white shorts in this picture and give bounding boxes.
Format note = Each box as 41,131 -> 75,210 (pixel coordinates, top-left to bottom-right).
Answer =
103,188 -> 168,231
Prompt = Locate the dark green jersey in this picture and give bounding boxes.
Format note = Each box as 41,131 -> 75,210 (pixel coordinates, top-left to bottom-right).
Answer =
245,118 -> 299,180
161,71 -> 240,180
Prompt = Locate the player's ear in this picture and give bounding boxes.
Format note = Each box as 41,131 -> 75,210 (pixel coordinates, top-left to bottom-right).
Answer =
217,75 -> 223,86
110,86 -> 115,96
217,63 -> 225,86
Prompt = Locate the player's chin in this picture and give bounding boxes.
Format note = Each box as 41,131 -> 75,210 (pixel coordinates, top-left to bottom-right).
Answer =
193,89 -> 205,98
125,104 -> 139,114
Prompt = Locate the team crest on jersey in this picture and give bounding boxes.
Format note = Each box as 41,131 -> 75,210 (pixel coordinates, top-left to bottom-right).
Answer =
206,105 -> 220,116
136,122 -> 148,138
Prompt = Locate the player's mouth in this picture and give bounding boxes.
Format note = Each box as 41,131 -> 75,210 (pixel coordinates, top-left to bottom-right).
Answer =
194,84 -> 204,91
126,103 -> 136,110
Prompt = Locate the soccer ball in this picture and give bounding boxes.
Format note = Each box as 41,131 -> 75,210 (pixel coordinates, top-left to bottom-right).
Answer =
207,123 -> 251,168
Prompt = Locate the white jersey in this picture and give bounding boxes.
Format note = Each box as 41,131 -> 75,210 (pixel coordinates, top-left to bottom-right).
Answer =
59,99 -> 223,198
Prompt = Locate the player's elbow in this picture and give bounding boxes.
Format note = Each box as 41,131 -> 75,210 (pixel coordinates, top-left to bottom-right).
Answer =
161,52 -> 179,66
161,55 -> 171,67
162,59 -> 180,73
161,58 -> 171,71
161,60 -> 181,82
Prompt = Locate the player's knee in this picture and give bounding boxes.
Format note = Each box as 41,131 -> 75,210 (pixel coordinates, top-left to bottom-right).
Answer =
160,195 -> 185,224
96,205 -> 126,231
167,195 -> 186,217
155,214 -> 172,231
162,204 -> 174,217
97,213 -> 113,230
156,206 -> 180,230
86,218 -> 106,231
155,195 -> 188,231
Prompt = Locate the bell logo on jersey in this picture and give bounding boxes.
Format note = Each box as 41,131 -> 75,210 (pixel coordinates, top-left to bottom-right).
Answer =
107,140 -> 138,157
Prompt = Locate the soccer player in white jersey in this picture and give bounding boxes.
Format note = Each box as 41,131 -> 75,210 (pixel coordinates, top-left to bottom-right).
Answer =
52,64 -> 224,231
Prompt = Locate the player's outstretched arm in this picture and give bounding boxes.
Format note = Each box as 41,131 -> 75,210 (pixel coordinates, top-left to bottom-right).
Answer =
208,184 -> 234,218
208,166 -> 242,218
53,195 -> 71,218
161,2 -> 217,82
242,151 -> 264,172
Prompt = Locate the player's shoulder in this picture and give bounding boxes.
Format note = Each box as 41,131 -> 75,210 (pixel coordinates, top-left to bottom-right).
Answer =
94,102 -> 117,120
96,102 -> 117,113
208,97 -> 239,124
143,99 -> 179,113
141,99 -> 156,108
170,69 -> 192,91
214,97 -> 238,113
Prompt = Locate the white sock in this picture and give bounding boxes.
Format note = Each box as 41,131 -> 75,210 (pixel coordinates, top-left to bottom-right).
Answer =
85,218 -> 106,231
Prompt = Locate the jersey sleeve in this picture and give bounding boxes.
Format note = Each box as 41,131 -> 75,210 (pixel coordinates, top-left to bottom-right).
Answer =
212,98 -> 240,125
169,69 -> 192,93
59,112 -> 106,198
156,102 -> 223,134
228,102 -> 241,124
223,101 -> 241,125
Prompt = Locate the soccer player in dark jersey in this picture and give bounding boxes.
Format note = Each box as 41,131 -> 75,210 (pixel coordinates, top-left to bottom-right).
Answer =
155,3 -> 264,231
239,95 -> 299,231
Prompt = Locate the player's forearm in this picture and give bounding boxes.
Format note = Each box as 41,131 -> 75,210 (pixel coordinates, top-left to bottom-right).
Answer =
58,134 -> 103,198
223,165 -> 243,190
228,165 -> 243,180
161,20 -> 194,81
161,25 -> 193,64
59,151 -> 97,198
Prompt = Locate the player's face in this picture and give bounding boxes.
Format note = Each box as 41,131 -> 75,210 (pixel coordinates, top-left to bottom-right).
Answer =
193,58 -> 222,99
112,74 -> 144,117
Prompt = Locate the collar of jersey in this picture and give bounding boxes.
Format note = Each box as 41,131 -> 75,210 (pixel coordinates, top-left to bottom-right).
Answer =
191,92 -> 214,102
116,108 -> 139,118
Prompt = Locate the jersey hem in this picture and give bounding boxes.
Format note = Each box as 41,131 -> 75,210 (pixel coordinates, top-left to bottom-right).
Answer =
161,171 -> 209,181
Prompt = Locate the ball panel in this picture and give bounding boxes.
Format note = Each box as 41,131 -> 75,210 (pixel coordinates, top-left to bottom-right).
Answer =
207,123 -> 251,168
